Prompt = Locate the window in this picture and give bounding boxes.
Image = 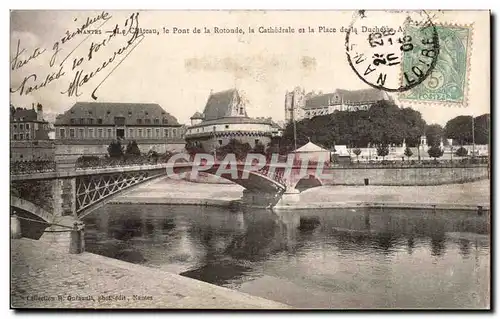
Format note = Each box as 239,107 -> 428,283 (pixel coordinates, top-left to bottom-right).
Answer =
225,125 -> 229,129
255,139 -> 260,145
88,118 -> 94,125
19,133 -> 23,139
129,129 -> 134,138
138,129 -> 142,138
172,129 -> 177,137
88,128 -> 94,138
97,118 -> 103,124
88,111 -> 93,115
218,140 -> 223,145
98,129 -> 103,138
162,118 -> 168,124
145,119 -> 151,124
128,111 -> 132,116
60,128 -> 65,138
26,123 -> 30,130
107,128 -> 112,138
70,129 -> 75,138
106,111 -> 111,115
20,124 -> 24,130
155,128 -> 160,138
147,129 -> 152,138
239,107 -> 244,115
154,118 -> 160,124
70,118 -> 76,124
79,118 -> 85,124
137,119 -> 142,124
35,123 -> 38,130
13,124 -> 17,130
26,133 -> 30,139
164,129 -> 168,137
13,134 -> 17,140
79,128 -> 84,138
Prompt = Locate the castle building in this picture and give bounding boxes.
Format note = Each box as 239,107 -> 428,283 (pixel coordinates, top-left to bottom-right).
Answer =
10,103 -> 50,141
285,87 -> 393,123
10,103 -> 54,161
184,89 -> 283,151
54,102 -> 185,155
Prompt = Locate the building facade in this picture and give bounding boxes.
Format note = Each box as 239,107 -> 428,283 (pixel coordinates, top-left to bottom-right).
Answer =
10,103 -> 50,141
54,102 -> 185,156
10,103 -> 54,161
285,87 -> 393,123
185,89 -> 283,151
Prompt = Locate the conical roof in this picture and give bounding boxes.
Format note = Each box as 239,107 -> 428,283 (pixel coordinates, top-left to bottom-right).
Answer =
190,111 -> 204,120
293,141 -> 329,153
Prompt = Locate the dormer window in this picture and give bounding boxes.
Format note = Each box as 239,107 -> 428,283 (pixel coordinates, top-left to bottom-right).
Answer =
97,118 -> 103,124
106,111 -> 111,115
145,119 -> 151,124
128,111 -> 132,116
162,118 -> 168,124
239,107 -> 244,115
137,119 -> 142,124
88,111 -> 93,115
154,118 -> 160,124
70,118 -> 76,124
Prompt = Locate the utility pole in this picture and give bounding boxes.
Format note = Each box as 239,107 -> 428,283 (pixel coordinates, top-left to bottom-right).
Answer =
471,114 -> 476,159
291,92 -> 297,152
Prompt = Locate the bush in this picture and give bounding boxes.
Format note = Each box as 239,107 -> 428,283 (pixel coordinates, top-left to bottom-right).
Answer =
108,140 -> 124,158
455,146 -> 468,157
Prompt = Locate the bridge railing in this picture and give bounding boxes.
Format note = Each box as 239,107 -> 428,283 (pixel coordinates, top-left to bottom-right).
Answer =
10,160 -> 56,174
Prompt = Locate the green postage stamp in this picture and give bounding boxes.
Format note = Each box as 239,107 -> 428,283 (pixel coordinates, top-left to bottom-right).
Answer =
400,24 -> 473,106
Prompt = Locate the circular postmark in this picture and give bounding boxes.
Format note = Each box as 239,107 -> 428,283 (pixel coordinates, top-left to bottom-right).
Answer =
345,10 -> 440,92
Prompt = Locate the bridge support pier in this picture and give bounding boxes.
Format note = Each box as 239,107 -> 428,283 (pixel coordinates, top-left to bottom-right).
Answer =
275,188 -> 300,207
241,189 -> 279,208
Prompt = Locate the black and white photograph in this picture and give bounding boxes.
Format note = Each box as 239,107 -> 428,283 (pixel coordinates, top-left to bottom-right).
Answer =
9,9 -> 491,309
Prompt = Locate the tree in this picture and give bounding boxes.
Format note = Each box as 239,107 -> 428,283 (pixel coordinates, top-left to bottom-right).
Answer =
444,115 -> 473,145
474,114 -> 490,145
425,124 -> 444,147
125,140 -> 141,157
252,141 -> 266,155
107,140 -> 124,158
376,144 -> 389,160
427,145 -> 444,161
455,146 -> 468,157
217,139 -> 252,161
185,142 -> 205,158
353,148 -> 361,162
404,147 -> 413,161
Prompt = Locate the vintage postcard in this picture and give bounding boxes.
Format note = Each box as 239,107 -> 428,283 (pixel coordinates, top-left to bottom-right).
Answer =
10,10 -> 490,309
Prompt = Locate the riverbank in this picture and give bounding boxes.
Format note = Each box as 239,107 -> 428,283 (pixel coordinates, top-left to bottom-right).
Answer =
11,238 -> 290,309
111,178 -> 490,211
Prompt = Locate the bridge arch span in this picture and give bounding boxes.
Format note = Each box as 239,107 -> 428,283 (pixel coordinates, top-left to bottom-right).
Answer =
10,196 -> 53,223
293,174 -> 324,192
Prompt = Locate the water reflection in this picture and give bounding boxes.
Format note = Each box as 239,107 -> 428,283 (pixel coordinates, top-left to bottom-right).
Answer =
84,205 -> 490,308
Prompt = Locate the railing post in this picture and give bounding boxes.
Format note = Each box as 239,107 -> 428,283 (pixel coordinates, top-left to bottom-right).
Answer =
69,221 -> 85,254
10,211 -> 22,239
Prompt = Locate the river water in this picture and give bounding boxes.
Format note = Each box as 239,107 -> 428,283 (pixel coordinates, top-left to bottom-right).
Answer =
83,204 -> 490,309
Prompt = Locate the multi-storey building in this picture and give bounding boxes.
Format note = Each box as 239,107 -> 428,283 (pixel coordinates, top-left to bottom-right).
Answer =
285,87 -> 393,123
10,103 -> 54,162
185,89 -> 283,151
54,102 -> 185,156
10,103 -> 50,141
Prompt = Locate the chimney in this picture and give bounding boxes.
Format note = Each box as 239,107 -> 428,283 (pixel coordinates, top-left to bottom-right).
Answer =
36,103 -> 44,122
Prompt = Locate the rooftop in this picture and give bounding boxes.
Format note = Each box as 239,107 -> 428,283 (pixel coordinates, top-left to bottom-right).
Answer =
304,88 -> 391,109
54,102 -> 180,126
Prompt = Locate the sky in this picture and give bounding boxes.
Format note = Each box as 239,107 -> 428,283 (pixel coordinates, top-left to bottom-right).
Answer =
9,10 -> 490,126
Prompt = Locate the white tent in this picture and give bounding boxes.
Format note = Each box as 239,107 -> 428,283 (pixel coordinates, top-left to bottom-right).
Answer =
292,142 -> 330,162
